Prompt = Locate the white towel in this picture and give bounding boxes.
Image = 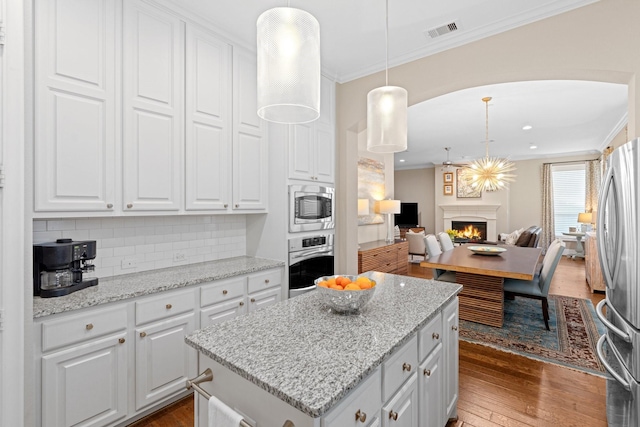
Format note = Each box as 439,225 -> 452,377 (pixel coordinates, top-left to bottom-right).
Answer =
208,395 -> 244,427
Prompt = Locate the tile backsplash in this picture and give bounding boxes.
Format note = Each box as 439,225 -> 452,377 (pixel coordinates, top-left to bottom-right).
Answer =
33,215 -> 247,278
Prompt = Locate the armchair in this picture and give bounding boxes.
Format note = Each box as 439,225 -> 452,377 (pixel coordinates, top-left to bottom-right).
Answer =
406,230 -> 426,261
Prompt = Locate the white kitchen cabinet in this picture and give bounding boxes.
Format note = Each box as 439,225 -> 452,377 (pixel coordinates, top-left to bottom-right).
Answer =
382,374 -> 419,427
322,366 -> 382,427
38,305 -> 128,427
418,344 -> 444,427
199,276 -> 247,326
135,312 -> 197,410
122,0 -> 184,212
288,76 -> 335,184
232,48 -> 268,211
443,297 -> 459,420
184,25 -> 232,211
34,0 -> 117,212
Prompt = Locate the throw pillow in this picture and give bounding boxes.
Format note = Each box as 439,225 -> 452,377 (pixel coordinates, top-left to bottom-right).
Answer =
504,228 -> 524,245
515,230 -> 533,246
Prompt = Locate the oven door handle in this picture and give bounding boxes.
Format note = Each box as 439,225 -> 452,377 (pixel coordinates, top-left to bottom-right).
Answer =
290,248 -> 334,261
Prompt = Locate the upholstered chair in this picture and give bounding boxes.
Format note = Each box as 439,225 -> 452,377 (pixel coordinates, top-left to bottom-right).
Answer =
502,241 -> 566,330
406,230 -> 426,261
437,231 -> 455,251
424,234 -> 456,282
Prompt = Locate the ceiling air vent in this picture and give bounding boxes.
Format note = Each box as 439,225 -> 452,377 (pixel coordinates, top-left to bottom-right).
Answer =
424,20 -> 460,39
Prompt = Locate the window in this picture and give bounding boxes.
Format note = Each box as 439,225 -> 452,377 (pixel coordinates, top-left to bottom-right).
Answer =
552,163 -> 586,236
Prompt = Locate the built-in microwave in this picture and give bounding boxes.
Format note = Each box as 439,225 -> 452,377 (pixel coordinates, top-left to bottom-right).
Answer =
289,184 -> 335,232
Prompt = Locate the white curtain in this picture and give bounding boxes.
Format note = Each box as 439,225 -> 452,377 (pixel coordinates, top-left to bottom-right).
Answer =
540,163 -> 555,251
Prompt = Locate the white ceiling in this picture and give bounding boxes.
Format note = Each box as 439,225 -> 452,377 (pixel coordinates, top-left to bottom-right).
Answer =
168,0 -> 627,168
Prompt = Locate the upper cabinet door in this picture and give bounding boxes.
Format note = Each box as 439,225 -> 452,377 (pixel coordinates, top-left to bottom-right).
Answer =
122,0 -> 183,212
185,26 -> 232,211
232,48 -> 267,211
34,0 -> 116,212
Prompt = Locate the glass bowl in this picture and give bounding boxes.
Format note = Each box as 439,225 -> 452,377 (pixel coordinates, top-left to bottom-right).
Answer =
314,275 -> 377,314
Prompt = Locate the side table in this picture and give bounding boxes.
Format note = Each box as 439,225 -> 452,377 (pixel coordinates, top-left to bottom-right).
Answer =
562,231 -> 586,259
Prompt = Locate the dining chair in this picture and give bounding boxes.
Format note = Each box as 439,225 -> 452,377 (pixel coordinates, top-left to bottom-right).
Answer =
406,230 -> 426,261
424,234 -> 456,282
502,240 -> 566,330
437,231 -> 455,251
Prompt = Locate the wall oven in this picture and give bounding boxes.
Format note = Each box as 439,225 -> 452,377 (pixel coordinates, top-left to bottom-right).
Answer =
289,184 -> 334,232
288,234 -> 334,298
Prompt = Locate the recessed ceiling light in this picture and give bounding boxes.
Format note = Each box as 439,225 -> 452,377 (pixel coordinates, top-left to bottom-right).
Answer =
399,159 -> 405,162
522,125 -> 533,131
529,144 -> 537,149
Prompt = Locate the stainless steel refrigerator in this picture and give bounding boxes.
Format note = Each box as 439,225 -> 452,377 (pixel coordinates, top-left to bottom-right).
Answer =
595,138 -> 640,426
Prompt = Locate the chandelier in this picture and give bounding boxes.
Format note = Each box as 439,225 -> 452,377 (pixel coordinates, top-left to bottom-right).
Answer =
462,97 -> 516,191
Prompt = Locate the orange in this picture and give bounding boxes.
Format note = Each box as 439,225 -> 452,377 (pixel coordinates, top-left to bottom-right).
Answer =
327,278 -> 337,287
334,276 -> 344,285
329,284 -> 343,290
344,283 -> 360,291
317,281 -> 329,288
358,281 -> 372,290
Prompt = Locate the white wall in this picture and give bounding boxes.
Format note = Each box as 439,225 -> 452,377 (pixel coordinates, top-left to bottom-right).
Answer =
33,215 -> 247,279
394,168 -> 436,233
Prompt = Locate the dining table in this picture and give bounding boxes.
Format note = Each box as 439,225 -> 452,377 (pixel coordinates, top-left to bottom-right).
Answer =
421,243 -> 542,327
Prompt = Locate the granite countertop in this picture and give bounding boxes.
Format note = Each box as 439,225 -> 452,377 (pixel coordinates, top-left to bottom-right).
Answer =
33,256 -> 285,318
185,272 -> 462,418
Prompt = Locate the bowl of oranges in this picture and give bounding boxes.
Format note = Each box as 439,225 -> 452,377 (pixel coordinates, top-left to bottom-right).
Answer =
314,275 -> 376,314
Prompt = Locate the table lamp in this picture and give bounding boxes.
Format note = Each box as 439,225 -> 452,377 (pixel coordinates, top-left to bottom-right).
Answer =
578,212 -> 593,232
358,199 -> 370,216
376,199 -> 401,243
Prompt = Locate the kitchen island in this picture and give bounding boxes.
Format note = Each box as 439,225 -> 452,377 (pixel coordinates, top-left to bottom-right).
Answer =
185,272 -> 462,427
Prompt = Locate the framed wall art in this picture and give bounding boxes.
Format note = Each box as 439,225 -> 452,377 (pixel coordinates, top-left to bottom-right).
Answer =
443,172 -> 453,183
456,169 -> 482,198
443,184 -> 453,196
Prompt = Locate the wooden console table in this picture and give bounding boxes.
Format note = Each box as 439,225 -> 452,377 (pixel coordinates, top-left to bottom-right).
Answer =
585,231 -> 605,292
358,240 -> 409,275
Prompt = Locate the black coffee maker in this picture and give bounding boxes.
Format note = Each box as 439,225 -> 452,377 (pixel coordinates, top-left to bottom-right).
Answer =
33,239 -> 99,297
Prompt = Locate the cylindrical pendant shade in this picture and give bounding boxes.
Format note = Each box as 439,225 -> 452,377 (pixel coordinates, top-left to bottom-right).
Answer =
367,85 -> 408,153
257,7 -> 320,124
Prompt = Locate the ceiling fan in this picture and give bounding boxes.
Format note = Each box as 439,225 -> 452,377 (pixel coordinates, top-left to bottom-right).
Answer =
441,147 -> 466,170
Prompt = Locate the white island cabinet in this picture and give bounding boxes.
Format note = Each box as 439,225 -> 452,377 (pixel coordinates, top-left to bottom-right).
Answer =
186,273 -> 461,427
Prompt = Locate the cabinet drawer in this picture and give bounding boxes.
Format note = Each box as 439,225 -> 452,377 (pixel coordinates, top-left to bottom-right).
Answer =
247,269 -> 282,294
200,277 -> 246,307
322,366 -> 382,427
136,289 -> 195,326
382,334 -> 418,402
41,305 -> 127,353
418,314 -> 443,362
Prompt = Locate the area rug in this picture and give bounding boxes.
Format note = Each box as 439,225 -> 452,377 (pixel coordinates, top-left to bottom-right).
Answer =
459,295 -> 606,376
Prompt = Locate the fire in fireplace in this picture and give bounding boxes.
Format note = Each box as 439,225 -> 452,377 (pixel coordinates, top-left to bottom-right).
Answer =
451,221 -> 487,243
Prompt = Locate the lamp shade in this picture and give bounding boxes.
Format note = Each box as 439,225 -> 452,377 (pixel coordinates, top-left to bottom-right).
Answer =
256,7 -> 320,124
578,212 -> 593,223
366,86 -> 408,153
358,199 -> 370,216
376,199 -> 401,214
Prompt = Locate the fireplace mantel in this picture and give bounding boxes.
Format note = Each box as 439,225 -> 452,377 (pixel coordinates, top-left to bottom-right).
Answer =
439,204 -> 501,241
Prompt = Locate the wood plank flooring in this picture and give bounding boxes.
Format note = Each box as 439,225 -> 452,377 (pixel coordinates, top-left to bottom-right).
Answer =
131,256 -> 607,427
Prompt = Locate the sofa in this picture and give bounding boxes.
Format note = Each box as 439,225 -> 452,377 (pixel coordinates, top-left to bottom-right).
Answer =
498,225 -> 542,248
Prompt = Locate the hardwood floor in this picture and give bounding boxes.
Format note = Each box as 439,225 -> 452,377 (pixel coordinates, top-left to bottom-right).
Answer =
134,256 -> 607,427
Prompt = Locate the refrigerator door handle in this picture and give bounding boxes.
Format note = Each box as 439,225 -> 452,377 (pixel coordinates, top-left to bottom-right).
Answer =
597,334 -> 632,392
597,170 -> 619,289
595,299 -> 632,343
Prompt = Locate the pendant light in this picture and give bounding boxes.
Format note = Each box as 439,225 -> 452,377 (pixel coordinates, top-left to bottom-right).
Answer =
256,3 -> 321,124
462,97 -> 516,191
367,0 -> 408,153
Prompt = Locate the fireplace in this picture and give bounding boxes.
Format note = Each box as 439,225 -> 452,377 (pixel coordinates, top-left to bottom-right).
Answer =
440,204 -> 500,242
451,221 -> 487,243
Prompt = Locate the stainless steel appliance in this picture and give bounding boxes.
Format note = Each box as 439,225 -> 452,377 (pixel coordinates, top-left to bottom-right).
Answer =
33,238 -> 98,298
289,184 -> 334,232
288,234 -> 334,297
595,138 -> 640,426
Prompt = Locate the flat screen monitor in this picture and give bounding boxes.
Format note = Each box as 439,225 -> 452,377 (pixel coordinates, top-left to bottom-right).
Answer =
394,202 -> 419,227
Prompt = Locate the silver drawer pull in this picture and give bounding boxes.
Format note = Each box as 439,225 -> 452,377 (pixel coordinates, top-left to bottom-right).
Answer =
85,323 -> 94,330
355,409 -> 366,423
140,332 -> 147,338
239,301 -> 244,306
106,203 -> 113,209
402,362 -> 411,372
265,279 -> 270,284
423,368 -> 431,376
389,410 -> 398,421
166,304 -> 172,309
126,203 -> 133,209
222,290 -> 228,295
250,298 -> 256,303
432,332 -> 440,340
118,338 -> 125,344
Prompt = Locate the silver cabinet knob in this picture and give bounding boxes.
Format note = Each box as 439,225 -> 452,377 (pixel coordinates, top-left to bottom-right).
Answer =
166,304 -> 172,309
402,362 -> 411,372
423,368 -> 431,376
264,279 -> 270,284
119,338 -> 126,344
432,332 -> 440,340
239,301 -> 244,306
452,325 -> 458,331
224,204 -> 228,208
389,410 -> 398,421
250,298 -> 256,303
106,203 -> 113,209
222,290 -> 228,295
235,204 -> 239,208
126,203 -> 133,209
140,332 -> 147,338
355,409 -> 366,423
86,323 -> 93,330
